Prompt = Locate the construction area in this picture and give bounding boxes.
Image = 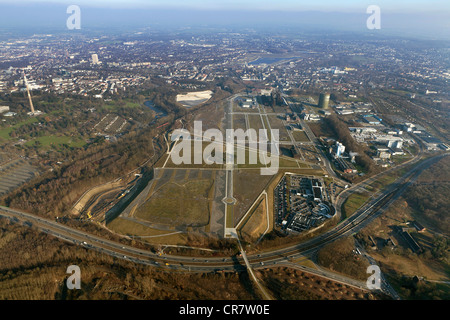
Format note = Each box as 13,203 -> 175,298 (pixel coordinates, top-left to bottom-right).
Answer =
71,169 -> 148,223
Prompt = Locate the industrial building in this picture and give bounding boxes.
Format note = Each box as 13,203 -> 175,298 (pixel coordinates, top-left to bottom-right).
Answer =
311,179 -> 323,202
363,114 -> 383,125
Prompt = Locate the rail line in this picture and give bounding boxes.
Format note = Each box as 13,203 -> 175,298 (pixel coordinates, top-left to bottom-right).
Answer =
0,154 -> 447,272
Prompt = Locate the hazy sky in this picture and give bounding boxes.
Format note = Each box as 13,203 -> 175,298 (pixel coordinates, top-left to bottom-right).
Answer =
0,0 -> 448,39
0,0 -> 449,13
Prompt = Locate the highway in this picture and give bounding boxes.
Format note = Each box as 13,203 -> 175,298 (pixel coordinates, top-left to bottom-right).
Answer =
1,152 -> 447,297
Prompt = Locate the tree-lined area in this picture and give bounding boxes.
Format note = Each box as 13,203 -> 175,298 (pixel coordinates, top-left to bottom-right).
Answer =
0,82 -> 196,217
0,217 -> 254,300
1,124 -> 164,217
317,236 -> 369,281
353,155 -> 450,300
0,217 -> 384,300
402,156 -> 450,234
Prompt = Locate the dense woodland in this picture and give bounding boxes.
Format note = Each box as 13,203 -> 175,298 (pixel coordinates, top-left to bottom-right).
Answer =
0,217 -> 383,300
0,217 -> 256,300
389,273 -> 450,300
317,236 -> 369,281
402,156 -> 450,235
2,124 -> 165,216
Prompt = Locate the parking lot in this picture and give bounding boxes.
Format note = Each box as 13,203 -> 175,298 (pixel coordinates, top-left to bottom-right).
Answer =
274,174 -> 334,234
0,155 -> 39,197
92,113 -> 128,135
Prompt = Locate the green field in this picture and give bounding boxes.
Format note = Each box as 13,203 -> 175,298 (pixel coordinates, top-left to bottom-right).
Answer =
0,116 -> 86,149
24,135 -> 86,149
292,130 -> 310,142
387,89 -> 413,97
0,117 -> 39,141
391,154 -> 413,165
341,192 -> 371,219
226,205 -> 234,229
0,127 -> 12,141
368,174 -> 398,193
248,114 -> 265,131
134,178 -> 214,227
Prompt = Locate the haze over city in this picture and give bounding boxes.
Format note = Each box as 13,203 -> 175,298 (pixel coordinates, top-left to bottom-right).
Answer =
0,0 -> 449,39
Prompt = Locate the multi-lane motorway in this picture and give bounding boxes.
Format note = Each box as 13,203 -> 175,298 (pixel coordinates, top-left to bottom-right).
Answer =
1,152 -> 447,289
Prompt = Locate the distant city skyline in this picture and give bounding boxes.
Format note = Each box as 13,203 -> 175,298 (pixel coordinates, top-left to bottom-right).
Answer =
0,0 -> 448,40
0,0 -> 449,13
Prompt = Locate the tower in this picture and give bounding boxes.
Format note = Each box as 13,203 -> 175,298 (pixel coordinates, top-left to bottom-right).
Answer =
318,92 -> 330,109
23,74 -> 35,114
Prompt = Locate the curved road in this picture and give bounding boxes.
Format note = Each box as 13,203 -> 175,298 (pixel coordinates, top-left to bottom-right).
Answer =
0,153 -> 446,271
0,120 -> 447,301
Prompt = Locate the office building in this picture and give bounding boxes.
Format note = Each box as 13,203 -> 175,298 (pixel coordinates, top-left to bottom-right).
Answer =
92,54 -> 99,64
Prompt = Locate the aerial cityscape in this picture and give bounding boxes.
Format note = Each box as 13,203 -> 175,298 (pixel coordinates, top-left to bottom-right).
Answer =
0,0 -> 448,309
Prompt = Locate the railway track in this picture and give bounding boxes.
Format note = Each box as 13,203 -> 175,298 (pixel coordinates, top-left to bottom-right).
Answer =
0,154 -> 447,272
246,152 -> 449,260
